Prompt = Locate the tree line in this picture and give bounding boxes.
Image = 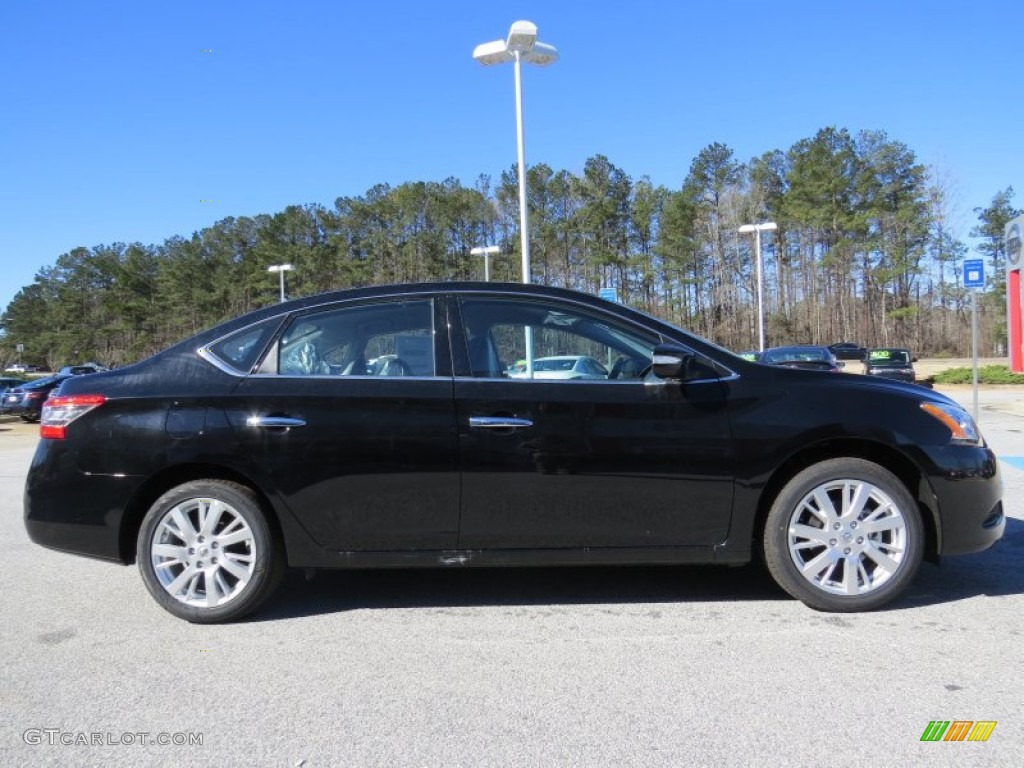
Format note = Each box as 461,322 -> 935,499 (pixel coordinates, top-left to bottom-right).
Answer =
2,126 -> 1020,370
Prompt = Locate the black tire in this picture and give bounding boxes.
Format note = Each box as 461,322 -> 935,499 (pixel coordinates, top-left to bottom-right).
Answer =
21,413 -> 39,423
763,458 -> 923,612
137,480 -> 284,623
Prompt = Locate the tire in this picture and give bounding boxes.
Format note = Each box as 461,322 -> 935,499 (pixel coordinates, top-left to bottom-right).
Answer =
763,458 -> 923,612
137,480 -> 284,623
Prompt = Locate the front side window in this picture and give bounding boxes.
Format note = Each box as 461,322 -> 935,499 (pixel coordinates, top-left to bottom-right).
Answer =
276,300 -> 436,377
459,298 -> 657,381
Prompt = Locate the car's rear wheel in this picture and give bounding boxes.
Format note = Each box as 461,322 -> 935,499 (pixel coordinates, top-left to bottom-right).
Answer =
137,480 -> 284,623
763,458 -> 923,612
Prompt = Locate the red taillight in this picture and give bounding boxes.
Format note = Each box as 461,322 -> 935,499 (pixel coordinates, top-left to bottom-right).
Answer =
40,394 -> 107,440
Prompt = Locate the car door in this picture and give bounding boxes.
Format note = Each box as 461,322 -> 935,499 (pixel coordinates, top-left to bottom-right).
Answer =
223,297 -> 460,551
451,294 -> 735,550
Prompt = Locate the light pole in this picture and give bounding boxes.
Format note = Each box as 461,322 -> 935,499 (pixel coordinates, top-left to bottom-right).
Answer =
738,222 -> 778,352
473,20 -> 558,286
267,263 -> 294,303
470,245 -> 500,281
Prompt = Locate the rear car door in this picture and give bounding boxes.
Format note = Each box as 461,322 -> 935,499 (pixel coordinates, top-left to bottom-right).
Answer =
220,296 -> 460,551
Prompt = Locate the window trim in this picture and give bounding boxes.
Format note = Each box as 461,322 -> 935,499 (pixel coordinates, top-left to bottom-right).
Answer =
450,294 -> 663,383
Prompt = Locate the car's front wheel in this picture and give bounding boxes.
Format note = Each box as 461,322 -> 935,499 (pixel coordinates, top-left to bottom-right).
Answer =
137,480 -> 284,623
763,458 -> 923,612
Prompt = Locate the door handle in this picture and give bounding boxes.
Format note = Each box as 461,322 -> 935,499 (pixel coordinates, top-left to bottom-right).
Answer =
469,416 -> 533,430
246,415 -> 307,429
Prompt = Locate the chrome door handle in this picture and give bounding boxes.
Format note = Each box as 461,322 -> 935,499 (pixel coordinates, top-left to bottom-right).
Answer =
469,416 -> 533,430
246,416 -> 307,428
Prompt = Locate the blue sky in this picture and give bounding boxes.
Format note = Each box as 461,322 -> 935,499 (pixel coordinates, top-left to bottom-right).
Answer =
2,0 -> 1022,313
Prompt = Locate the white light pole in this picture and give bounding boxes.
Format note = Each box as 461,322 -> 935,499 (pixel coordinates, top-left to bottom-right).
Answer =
470,245 -> 500,281
473,20 -> 558,286
267,263 -> 294,303
738,222 -> 778,352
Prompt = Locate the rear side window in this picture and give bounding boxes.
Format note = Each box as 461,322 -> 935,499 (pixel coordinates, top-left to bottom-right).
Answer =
277,300 -> 437,377
205,317 -> 283,374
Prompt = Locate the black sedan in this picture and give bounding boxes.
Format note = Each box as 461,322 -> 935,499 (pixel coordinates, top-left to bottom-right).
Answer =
2,374 -> 69,422
25,283 -> 1003,622
829,342 -> 867,361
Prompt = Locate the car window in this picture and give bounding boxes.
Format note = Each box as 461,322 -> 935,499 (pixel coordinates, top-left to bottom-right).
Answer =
867,349 -> 910,365
206,317 -> 284,373
277,300 -> 436,377
765,348 -> 828,363
458,298 -> 657,381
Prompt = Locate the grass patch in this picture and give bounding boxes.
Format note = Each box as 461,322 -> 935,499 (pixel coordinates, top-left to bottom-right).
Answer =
933,365 -> 1024,384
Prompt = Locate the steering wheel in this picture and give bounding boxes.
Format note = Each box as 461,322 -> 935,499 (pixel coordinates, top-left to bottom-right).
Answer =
378,357 -> 415,377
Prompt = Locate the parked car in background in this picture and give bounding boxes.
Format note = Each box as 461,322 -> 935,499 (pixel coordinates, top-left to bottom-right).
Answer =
58,364 -> 106,376
4,364 -> 40,374
736,350 -> 761,362
828,342 -> 867,361
761,345 -> 842,372
863,348 -> 917,383
2,374 -> 70,422
24,282 -> 1003,623
507,355 -> 610,380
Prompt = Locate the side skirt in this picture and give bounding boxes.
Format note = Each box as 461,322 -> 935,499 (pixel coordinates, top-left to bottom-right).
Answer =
289,544 -> 747,569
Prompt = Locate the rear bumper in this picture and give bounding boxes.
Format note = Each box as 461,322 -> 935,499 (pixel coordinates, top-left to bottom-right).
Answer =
24,441 -> 141,563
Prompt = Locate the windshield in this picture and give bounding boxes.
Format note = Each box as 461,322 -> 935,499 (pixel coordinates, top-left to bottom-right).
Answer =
867,349 -> 910,366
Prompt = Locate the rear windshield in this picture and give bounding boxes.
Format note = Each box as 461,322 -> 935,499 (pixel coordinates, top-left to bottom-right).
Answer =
763,348 -> 828,363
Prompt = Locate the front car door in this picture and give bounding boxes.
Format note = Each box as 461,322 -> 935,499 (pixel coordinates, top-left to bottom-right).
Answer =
450,292 -> 735,551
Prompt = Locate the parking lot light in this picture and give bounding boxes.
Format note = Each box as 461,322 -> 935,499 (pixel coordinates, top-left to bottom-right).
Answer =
738,222 -> 778,352
470,246 -> 500,281
267,264 -> 294,303
473,21 -> 558,285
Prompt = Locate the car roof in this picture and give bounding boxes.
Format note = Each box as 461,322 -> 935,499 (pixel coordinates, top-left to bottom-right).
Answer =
177,281 -> 686,357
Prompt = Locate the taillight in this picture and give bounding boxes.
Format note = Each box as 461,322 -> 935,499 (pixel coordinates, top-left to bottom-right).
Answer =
40,395 -> 107,440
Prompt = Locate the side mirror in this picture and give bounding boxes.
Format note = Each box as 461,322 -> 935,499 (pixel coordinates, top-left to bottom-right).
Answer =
912,356 -> 919,363
651,344 -> 694,380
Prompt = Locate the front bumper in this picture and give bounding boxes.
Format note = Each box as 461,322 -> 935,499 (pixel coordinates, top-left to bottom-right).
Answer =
916,443 -> 1004,555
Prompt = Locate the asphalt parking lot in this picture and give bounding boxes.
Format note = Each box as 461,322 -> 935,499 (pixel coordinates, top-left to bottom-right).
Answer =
1,387 -> 1022,767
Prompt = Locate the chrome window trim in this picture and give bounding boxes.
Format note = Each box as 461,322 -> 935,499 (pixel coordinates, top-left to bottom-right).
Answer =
195,286 -> 739,381
197,345 -> 246,377
245,373 -> 446,382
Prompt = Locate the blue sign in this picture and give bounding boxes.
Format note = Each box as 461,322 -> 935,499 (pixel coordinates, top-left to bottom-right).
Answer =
599,287 -> 618,303
963,259 -> 984,289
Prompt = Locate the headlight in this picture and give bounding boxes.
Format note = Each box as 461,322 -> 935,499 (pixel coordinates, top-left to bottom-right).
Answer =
920,402 -> 982,445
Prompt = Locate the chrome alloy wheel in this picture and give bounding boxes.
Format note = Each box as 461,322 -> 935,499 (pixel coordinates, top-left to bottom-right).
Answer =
786,479 -> 908,596
150,497 -> 255,608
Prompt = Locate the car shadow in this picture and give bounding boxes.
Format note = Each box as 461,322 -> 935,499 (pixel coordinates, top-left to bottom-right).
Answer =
896,516 -> 1024,608
252,563 -> 789,622
252,517 -> 1024,622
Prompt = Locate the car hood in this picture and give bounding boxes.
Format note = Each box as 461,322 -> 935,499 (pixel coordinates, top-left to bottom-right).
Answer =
765,364 -> 952,404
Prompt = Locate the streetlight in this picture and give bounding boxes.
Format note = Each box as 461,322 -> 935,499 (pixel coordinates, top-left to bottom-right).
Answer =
738,222 -> 778,352
267,263 -> 294,303
470,245 -> 500,281
473,20 -> 558,286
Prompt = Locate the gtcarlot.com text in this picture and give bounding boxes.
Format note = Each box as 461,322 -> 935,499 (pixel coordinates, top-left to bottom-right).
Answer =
23,729 -> 203,747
